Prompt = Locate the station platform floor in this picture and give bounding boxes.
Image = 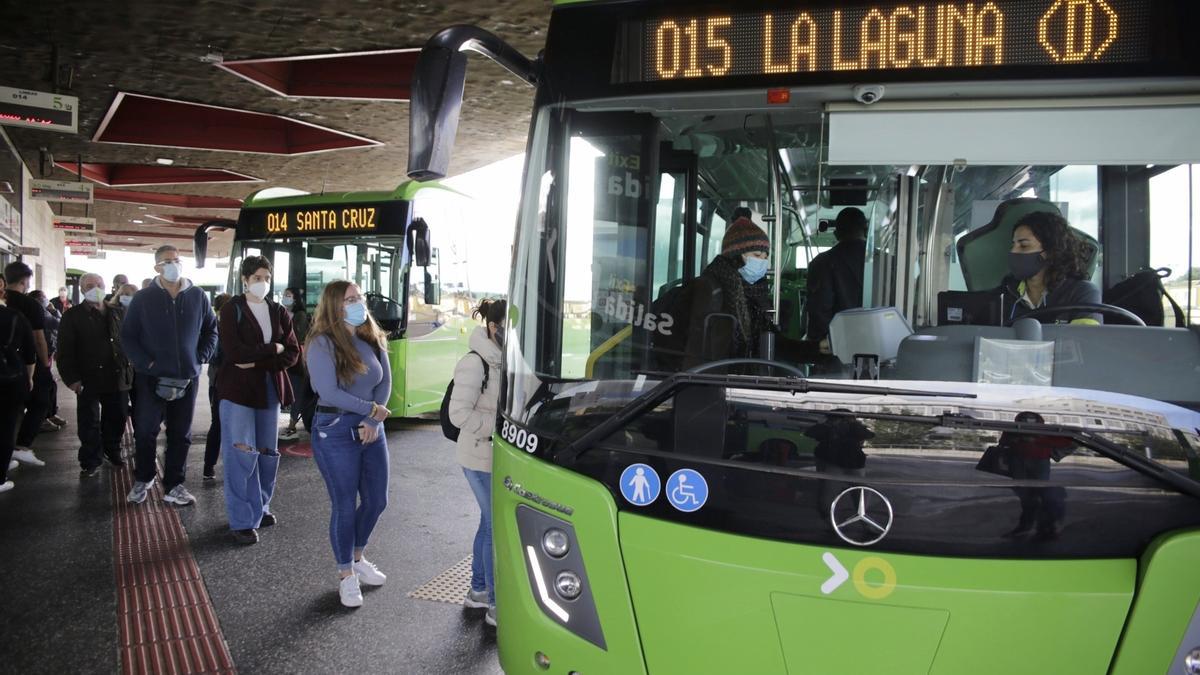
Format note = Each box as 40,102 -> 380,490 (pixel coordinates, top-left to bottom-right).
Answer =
0,370 -> 502,674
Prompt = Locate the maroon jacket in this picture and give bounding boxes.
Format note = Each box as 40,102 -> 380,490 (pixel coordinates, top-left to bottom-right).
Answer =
216,295 -> 299,409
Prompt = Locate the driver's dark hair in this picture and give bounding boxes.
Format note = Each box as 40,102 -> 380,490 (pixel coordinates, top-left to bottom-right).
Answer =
240,255 -> 272,280
286,287 -> 306,312
473,298 -> 507,325
1013,211 -> 1091,289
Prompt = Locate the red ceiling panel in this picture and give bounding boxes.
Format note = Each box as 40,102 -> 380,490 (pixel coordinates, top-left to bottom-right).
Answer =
216,49 -> 419,100
55,161 -> 260,186
146,214 -> 229,225
93,93 -> 382,154
94,187 -> 243,209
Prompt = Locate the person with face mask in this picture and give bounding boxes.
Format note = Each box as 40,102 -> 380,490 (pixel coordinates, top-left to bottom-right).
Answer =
683,215 -> 775,369
279,287 -> 313,442
50,286 -> 71,314
121,245 -> 219,508
105,274 -> 129,304
305,280 -> 392,607
805,207 -> 869,345
999,210 -> 1101,325
56,273 -> 135,477
30,290 -> 66,431
215,256 -> 299,545
447,298 -> 506,627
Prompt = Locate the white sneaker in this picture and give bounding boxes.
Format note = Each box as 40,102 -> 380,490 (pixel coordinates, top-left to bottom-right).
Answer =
485,605 -> 497,627
0,480 -> 13,494
279,427 -> 299,442
8,459 -> 17,472
127,479 -> 154,504
353,558 -> 387,586
163,484 -> 196,506
339,574 -> 363,608
12,448 -> 44,467
464,589 -> 490,609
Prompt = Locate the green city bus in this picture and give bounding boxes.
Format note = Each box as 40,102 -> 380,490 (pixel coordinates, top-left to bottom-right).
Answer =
194,183 -> 471,418
410,1 -> 1200,673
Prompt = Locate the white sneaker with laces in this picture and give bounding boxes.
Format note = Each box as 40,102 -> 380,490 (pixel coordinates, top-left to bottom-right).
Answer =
464,589 -> 490,609
163,484 -> 196,506
485,605 -> 497,627
0,480 -> 13,494
12,448 -> 45,467
339,574 -> 363,608
127,479 -> 155,504
279,427 -> 299,441
353,558 -> 387,586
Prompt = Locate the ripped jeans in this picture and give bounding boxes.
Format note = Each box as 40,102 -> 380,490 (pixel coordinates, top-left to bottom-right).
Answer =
218,381 -> 281,531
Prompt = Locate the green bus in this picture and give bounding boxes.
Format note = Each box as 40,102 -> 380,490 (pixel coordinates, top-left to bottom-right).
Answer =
411,1 -> 1200,673
194,184 -> 471,418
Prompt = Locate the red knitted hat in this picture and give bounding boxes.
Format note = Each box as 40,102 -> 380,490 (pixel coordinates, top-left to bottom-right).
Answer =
722,217 -> 770,256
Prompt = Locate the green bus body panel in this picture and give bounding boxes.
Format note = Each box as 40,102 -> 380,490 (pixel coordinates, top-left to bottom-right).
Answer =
385,317 -> 472,417
1110,531 -> 1200,675
493,440 -> 648,675
620,516 -> 1132,674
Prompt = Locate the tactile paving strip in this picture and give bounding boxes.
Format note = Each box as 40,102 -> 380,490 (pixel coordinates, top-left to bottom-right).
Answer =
407,556 -> 474,605
110,426 -> 236,674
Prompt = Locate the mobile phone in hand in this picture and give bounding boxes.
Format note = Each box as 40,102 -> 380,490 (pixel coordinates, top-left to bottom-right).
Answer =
351,425 -> 362,442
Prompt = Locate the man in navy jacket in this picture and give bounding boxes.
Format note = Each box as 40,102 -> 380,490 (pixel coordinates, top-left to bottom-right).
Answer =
121,245 -> 218,507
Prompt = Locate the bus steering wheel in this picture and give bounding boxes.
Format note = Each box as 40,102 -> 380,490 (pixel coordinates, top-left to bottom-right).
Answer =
1019,303 -> 1145,326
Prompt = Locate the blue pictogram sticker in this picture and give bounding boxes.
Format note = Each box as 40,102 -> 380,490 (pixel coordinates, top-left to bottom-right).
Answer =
620,463 -> 661,506
665,469 -> 709,513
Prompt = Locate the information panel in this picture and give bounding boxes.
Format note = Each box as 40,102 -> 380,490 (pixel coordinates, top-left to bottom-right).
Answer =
236,199 -> 410,240
627,0 -> 1154,82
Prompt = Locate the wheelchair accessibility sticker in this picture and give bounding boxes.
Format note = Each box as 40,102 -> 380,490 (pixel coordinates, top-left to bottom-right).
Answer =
620,463 -> 661,506
666,469 -> 708,513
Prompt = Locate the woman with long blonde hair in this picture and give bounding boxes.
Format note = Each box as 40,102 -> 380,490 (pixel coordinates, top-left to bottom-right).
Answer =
305,280 -> 392,608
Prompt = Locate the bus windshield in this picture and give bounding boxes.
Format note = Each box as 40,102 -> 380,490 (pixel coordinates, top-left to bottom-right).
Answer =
504,102 -> 1200,480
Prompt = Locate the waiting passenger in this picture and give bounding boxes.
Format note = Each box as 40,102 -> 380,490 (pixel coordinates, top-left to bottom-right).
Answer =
1001,211 -> 1101,325
109,283 -> 138,309
280,287 -> 313,441
216,256 -> 299,545
204,293 -> 232,480
6,262 -> 51,468
50,286 -> 71,314
0,275 -> 37,494
683,217 -> 774,368
306,280 -> 392,608
104,274 -> 129,304
122,245 -> 219,507
448,298 -> 506,628
57,273 -> 134,478
30,289 -> 66,432
805,207 -> 868,345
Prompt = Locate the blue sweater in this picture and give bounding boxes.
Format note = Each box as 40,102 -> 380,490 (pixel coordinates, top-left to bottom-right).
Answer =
306,334 -> 392,425
121,279 -> 218,379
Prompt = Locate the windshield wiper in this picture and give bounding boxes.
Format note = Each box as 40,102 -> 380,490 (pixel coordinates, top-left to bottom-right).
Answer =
555,371 -> 975,463
824,409 -> 1200,500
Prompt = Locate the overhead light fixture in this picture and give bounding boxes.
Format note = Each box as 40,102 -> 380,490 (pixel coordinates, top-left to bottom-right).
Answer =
127,237 -> 136,241
138,206 -> 147,210
132,219 -> 144,224
155,158 -> 174,165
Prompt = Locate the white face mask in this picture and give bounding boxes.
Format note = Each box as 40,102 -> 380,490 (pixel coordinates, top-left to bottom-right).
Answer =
119,295 -> 132,307
83,287 -> 104,304
247,281 -> 270,300
281,296 -> 294,308
160,261 -> 182,282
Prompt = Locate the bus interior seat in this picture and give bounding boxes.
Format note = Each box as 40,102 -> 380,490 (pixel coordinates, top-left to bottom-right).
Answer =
828,307 -> 913,366
956,198 -> 1099,291
889,324 -> 1200,408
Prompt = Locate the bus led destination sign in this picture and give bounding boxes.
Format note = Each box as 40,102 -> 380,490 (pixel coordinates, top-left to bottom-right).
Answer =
237,200 -> 409,240
635,0 -> 1151,81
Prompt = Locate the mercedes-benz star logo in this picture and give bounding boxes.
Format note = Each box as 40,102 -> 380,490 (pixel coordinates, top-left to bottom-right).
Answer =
830,486 -> 894,547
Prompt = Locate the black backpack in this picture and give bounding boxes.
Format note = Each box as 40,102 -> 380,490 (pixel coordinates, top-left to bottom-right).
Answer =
647,278 -> 699,371
0,315 -> 25,385
440,351 -> 489,442
1103,268 -> 1186,327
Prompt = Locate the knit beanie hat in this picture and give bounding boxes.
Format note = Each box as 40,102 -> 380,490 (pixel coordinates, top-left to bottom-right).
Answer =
722,217 -> 770,257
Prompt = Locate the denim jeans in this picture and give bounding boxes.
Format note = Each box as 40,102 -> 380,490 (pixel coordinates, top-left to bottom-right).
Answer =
133,374 -> 200,491
77,388 -> 129,470
462,468 -> 495,604
219,378 -> 280,531
311,411 -> 389,571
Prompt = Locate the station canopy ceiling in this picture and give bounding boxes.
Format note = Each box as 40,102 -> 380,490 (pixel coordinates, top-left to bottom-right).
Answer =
0,0 -> 550,257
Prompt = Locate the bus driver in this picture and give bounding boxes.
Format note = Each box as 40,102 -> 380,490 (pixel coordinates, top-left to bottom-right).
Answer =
999,210 -> 1102,326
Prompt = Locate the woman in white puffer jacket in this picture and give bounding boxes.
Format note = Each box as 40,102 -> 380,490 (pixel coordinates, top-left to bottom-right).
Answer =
448,299 -> 505,627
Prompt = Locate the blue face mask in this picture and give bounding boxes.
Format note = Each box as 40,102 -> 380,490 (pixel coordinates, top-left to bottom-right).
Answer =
344,301 -> 368,327
739,256 -> 769,284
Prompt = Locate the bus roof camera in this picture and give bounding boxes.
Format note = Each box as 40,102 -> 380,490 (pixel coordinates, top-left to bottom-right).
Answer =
853,85 -> 885,105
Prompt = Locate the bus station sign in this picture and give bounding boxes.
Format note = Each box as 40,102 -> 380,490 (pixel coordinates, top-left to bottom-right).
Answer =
52,215 -> 97,233
0,86 -> 78,134
30,179 -> 93,203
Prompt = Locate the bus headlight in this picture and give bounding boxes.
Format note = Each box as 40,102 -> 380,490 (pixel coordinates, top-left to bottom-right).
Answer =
555,571 -> 583,600
543,528 -> 570,558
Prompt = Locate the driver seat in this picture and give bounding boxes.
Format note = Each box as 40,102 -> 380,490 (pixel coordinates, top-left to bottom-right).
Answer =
957,198 -> 1099,291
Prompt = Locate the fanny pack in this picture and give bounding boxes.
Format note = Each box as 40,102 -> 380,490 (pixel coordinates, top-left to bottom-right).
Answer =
154,376 -> 192,401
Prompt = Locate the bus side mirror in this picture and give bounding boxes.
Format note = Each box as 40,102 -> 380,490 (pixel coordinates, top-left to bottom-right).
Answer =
424,269 -> 440,305
408,45 -> 468,181
410,218 -> 432,267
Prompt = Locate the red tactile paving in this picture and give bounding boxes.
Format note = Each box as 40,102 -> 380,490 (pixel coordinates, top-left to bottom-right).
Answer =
109,436 -> 236,674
